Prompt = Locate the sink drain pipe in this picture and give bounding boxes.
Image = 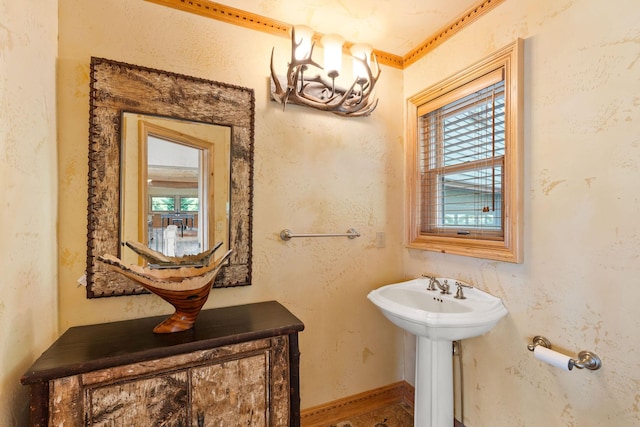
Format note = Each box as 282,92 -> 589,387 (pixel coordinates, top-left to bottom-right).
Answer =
453,340 -> 464,426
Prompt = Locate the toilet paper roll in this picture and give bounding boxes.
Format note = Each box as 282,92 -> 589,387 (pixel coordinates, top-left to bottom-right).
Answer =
534,345 -> 572,371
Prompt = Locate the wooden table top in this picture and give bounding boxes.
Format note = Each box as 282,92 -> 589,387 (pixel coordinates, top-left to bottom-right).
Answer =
21,300 -> 304,384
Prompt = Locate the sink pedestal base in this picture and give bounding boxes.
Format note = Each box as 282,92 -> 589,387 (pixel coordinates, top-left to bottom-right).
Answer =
414,337 -> 454,427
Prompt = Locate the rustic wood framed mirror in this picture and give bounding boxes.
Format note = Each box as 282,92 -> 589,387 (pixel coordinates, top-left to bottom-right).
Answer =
87,57 -> 254,298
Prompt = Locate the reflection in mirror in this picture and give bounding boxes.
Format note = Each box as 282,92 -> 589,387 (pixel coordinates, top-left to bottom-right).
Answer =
120,113 -> 231,266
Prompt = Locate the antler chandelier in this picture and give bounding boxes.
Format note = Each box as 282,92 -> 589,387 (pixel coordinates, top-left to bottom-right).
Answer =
270,26 -> 381,117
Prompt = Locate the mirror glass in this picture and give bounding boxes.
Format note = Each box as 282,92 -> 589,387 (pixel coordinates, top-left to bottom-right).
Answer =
87,57 -> 254,297
120,113 -> 231,265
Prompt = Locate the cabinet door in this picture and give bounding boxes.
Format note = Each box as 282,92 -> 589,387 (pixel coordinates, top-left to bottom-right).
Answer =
48,336 -> 292,426
85,371 -> 189,426
191,353 -> 268,426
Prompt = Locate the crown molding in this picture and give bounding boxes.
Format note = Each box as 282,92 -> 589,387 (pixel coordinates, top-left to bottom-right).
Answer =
146,0 -> 291,36
403,0 -> 505,67
145,0 -> 504,70
145,0 -> 404,68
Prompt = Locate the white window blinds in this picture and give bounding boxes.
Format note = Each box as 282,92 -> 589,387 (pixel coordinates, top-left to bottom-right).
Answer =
418,69 -> 505,239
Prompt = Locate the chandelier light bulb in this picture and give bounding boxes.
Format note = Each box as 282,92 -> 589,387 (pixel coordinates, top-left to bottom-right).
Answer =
350,43 -> 373,83
321,34 -> 344,79
292,25 -> 314,60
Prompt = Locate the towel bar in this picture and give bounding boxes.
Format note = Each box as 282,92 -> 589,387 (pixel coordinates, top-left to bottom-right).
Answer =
280,228 -> 360,241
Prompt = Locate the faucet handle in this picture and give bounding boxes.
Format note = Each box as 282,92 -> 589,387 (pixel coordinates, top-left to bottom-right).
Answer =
454,281 -> 473,299
421,274 -> 437,291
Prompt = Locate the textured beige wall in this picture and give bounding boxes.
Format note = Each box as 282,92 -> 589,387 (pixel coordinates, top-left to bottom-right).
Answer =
57,0 -> 405,408
403,0 -> 640,426
13,0 -> 636,423
0,0 -> 59,424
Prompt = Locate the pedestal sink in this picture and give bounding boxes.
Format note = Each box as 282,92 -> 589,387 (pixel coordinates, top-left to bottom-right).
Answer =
367,277 -> 508,427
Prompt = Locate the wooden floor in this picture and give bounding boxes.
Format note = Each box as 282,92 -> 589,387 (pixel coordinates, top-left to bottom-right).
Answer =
301,382 -> 414,427
300,381 -> 465,427
309,401 -> 414,427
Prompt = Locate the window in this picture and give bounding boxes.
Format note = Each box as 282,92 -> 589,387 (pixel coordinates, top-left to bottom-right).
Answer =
151,196 -> 175,212
406,40 -> 523,263
150,196 -> 200,213
180,197 -> 199,212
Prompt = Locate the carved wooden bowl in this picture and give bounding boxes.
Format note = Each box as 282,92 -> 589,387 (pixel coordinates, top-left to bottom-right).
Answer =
98,243 -> 232,334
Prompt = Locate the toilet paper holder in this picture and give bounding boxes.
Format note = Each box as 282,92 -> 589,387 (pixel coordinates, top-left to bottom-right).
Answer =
527,335 -> 602,371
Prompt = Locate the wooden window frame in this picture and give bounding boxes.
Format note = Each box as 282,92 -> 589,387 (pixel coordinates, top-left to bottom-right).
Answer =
406,39 -> 524,263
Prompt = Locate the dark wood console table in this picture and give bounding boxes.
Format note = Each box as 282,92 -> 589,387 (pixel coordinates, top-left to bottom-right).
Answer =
21,301 -> 304,426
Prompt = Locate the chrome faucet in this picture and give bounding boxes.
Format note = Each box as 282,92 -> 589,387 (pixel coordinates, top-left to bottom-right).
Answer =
437,279 -> 451,295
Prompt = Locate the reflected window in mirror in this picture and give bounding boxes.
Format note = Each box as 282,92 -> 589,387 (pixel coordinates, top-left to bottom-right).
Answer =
151,196 -> 176,212
180,197 -> 199,212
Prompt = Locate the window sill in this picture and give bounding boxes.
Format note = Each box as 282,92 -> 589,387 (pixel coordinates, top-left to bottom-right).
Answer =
407,234 -> 522,263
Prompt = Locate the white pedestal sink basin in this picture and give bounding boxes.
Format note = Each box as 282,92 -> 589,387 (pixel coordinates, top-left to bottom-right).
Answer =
368,277 -> 508,427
